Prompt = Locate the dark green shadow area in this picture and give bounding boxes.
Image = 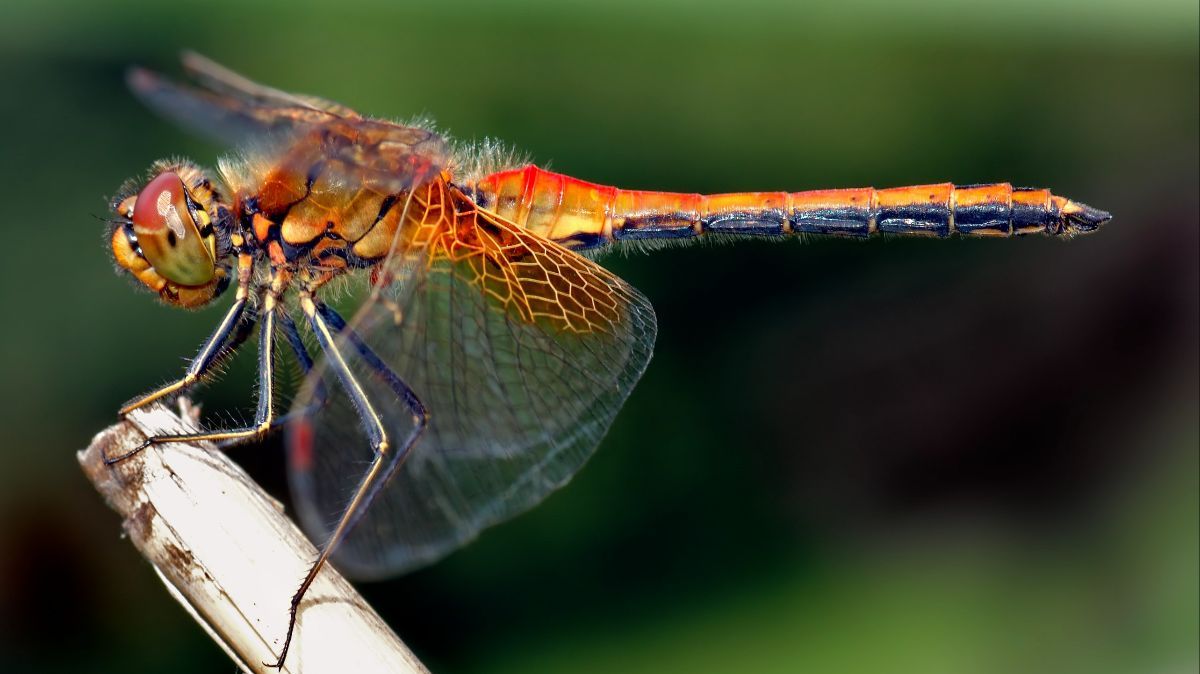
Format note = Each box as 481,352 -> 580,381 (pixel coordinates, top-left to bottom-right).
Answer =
0,2 -> 1195,673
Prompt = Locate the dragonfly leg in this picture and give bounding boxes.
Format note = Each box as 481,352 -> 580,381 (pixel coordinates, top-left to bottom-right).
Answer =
118,255 -> 256,419
215,309 -> 331,448
265,293 -> 427,670
116,294 -> 249,420
313,300 -> 428,531
106,271 -> 290,465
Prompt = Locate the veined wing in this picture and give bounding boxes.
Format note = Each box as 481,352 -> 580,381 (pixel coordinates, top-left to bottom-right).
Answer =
180,51 -> 362,120
128,53 -> 447,196
286,187 -> 657,579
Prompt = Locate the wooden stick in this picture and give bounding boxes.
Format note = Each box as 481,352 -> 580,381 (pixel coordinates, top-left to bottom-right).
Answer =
77,401 -> 429,674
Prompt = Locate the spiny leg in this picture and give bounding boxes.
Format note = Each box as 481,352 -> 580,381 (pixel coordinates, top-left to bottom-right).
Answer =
107,269 -> 291,464
118,255 -> 256,419
148,303 -> 258,427
315,301 -> 427,532
216,309 -> 331,448
208,301 -> 259,370
265,292 -> 427,670
104,298 -> 253,464
157,307 -> 257,427
115,288 -> 249,421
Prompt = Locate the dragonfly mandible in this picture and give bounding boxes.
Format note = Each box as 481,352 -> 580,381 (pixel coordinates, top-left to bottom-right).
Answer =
104,52 -> 1112,668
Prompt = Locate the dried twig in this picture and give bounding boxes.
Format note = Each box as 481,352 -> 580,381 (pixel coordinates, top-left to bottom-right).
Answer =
77,401 -> 428,674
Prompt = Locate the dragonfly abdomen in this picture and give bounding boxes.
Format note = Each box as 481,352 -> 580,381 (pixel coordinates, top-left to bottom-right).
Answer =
471,166 -> 1110,250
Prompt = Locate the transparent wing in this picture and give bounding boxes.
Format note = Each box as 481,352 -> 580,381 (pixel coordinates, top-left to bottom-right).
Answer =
286,197 -> 657,579
127,62 -> 341,145
179,50 -> 363,119
128,53 -> 447,195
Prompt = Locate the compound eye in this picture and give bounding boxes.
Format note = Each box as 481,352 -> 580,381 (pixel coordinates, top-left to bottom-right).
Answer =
131,172 -> 216,286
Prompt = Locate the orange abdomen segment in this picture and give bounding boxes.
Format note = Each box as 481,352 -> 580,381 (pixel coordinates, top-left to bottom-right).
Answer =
471,166 -> 1107,249
473,165 -> 615,249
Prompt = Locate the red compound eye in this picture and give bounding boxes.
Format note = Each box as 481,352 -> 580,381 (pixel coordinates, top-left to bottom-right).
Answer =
128,171 -> 216,286
133,172 -> 187,234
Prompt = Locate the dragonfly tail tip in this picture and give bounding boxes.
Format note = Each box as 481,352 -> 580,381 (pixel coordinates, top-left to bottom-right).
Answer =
1061,199 -> 1112,235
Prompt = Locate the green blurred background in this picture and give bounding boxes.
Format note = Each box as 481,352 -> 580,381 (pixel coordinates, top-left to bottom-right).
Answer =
0,1 -> 1196,672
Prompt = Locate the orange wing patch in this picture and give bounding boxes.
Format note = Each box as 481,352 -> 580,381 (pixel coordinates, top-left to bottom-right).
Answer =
403,180 -> 626,334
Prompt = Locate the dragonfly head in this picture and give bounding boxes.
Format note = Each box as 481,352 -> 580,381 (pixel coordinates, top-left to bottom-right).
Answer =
109,160 -> 232,308
1053,196 -> 1113,237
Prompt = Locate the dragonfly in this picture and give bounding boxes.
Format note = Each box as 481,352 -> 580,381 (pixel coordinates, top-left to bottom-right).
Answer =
104,52 -> 1111,668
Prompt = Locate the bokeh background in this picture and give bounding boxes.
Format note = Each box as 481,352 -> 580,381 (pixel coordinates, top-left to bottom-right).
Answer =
0,1 -> 1196,672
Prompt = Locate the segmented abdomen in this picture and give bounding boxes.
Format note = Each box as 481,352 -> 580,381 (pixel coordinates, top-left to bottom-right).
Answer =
471,165 -> 1106,251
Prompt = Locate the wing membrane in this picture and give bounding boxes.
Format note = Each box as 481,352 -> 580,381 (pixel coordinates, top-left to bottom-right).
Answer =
127,64 -> 337,145
180,50 -> 362,119
286,204 -> 657,578
128,54 -> 448,195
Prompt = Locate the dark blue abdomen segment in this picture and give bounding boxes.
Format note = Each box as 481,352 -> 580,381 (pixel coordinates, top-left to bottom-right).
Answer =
876,204 -> 952,237
791,206 -> 872,237
702,209 -> 788,236
612,214 -> 697,241
788,187 -> 874,237
874,183 -> 954,237
598,182 -> 1066,247
955,200 -> 1011,236
1011,187 -> 1056,234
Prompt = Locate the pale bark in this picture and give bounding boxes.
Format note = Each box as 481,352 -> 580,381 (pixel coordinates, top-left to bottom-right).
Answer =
78,402 -> 428,674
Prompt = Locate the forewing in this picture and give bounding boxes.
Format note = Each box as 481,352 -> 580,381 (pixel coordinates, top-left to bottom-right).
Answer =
180,50 -> 363,119
129,54 -> 448,195
286,202 -> 657,579
127,63 -> 340,146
